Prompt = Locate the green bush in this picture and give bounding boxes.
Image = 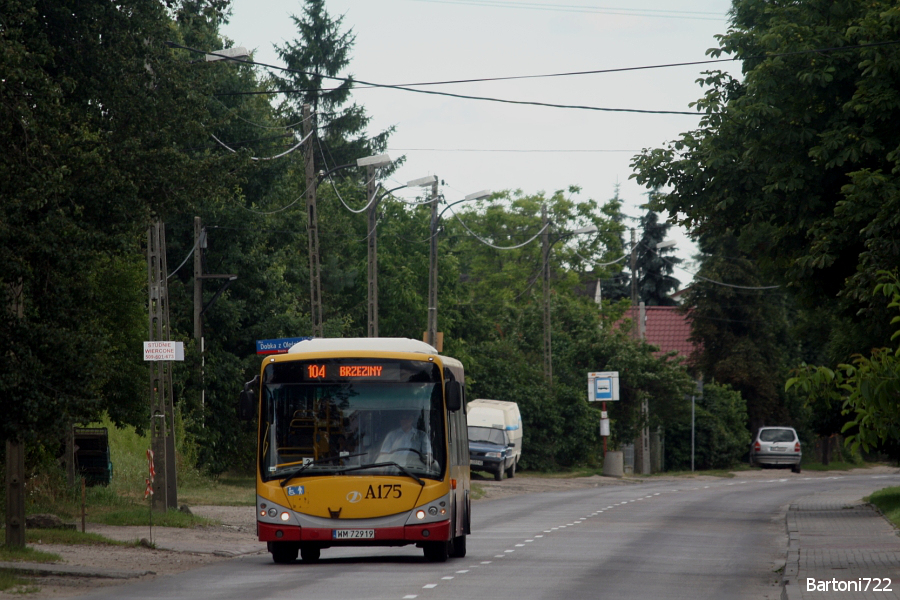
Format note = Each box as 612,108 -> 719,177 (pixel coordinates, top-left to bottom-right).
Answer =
666,381 -> 750,470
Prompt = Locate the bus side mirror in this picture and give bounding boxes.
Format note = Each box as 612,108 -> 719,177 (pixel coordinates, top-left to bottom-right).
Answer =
446,381 -> 462,412
237,376 -> 259,421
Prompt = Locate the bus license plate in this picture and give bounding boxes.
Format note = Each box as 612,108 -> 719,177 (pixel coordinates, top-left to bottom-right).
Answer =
333,529 -> 375,540
470,460 -> 483,466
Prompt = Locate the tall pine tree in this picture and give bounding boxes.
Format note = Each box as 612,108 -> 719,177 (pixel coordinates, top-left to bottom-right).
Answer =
633,209 -> 681,306
272,0 -> 391,168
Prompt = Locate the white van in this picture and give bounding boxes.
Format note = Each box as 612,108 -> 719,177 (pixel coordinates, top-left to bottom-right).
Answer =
466,399 -> 523,480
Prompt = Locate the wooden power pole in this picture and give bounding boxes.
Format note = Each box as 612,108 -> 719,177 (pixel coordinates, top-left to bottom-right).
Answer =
542,205 -> 552,386
303,104 -> 323,338
148,221 -> 177,511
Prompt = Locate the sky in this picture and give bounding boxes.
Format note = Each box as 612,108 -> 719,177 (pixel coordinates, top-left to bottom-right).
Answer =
221,0 -> 740,286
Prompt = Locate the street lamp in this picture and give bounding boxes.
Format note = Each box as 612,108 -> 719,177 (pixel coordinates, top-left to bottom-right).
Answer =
425,186 -> 491,349
356,154 -> 393,338
359,161 -> 436,338
204,46 -> 250,62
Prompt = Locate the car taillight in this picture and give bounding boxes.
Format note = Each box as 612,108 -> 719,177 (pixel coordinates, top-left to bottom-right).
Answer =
754,442 -> 761,452
794,442 -> 801,452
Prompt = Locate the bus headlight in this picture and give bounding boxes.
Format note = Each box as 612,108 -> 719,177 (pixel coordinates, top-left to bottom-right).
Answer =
428,506 -> 438,516
416,510 -> 426,520
280,512 -> 291,521
268,508 -> 277,518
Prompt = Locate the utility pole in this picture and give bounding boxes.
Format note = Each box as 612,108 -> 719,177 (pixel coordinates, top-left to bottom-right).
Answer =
193,217 -> 204,421
542,204 -> 552,386
426,177 -> 440,349
367,164 -> 379,337
630,228 -> 638,310
639,301 -> 650,475
148,221 -> 177,511
192,218 -> 236,426
303,104 -> 323,338
5,281 -> 25,547
629,227 -> 650,474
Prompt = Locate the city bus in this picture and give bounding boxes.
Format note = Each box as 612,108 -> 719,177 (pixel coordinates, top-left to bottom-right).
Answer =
239,337 -> 471,564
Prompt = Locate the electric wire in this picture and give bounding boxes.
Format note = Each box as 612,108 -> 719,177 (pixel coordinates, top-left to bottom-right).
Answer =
449,207 -> 549,250
315,138 -> 382,215
166,237 -> 201,280
388,148 -> 638,153
653,253 -> 782,290
411,0 -> 725,20
210,130 -> 310,161
185,39 -> 900,113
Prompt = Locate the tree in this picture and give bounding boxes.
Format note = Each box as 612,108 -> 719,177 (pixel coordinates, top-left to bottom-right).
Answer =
633,209 -> 681,306
787,272 -> 900,455
597,186 -> 631,304
631,0 -> 900,359
665,381 -> 750,471
271,0 -> 391,168
684,230 -> 795,433
0,0 -> 241,444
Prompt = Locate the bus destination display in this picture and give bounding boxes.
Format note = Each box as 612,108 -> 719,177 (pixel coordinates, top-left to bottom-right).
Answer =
306,363 -> 399,380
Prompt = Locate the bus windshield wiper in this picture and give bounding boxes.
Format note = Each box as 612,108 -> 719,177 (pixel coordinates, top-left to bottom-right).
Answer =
334,462 -> 426,487
279,453 -> 367,487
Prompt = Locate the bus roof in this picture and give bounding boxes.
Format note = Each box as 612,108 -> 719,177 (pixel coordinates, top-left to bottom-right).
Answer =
287,337 -> 439,355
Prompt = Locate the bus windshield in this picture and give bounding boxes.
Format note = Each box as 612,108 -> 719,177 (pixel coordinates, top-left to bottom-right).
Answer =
260,359 -> 446,481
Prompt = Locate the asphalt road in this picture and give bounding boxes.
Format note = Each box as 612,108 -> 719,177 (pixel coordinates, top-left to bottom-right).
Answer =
82,472 -> 900,600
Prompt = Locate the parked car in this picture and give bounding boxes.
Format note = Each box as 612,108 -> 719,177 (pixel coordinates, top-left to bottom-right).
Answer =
467,399 -> 523,481
467,426 -> 515,481
749,426 -> 802,473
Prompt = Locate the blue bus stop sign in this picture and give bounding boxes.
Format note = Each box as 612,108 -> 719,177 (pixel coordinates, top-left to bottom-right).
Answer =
587,371 -> 619,402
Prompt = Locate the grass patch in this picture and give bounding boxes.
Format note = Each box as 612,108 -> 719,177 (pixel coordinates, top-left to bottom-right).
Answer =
25,529 -> 129,546
867,487 -> 900,528
0,569 -> 40,594
0,545 -> 60,564
179,473 -> 255,507
94,507 -> 216,528
470,483 -> 486,500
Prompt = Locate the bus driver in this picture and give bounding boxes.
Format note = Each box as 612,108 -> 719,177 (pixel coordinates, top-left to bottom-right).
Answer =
378,410 -> 435,467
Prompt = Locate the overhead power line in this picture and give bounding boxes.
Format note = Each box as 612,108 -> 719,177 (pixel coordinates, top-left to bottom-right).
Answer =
388,148 -> 638,153
410,0 -> 726,20
185,39 -> 900,117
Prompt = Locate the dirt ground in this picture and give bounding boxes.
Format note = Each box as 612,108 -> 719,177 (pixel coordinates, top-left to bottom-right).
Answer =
5,467 -> 896,599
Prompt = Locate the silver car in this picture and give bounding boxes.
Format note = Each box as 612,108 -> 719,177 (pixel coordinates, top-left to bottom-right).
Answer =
749,426 -> 802,473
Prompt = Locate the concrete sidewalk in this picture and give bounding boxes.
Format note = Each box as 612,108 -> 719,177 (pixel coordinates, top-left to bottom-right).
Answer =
783,490 -> 900,600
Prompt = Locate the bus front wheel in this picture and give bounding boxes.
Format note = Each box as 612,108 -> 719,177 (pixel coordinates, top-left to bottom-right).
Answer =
449,534 -> 466,558
300,544 -> 321,563
423,541 -> 449,562
268,541 -> 298,564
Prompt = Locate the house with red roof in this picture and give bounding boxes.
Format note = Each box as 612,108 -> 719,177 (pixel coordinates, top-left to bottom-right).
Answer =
619,305 -> 698,364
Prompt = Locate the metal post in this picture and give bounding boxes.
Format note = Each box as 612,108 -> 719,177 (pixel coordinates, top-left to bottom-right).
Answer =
427,178 -> 439,347
367,164 -> 379,337
542,204 -> 552,386
692,378 -> 702,472
148,221 -> 177,512
5,440 -> 25,547
303,104 -> 323,338
5,282 -> 25,546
